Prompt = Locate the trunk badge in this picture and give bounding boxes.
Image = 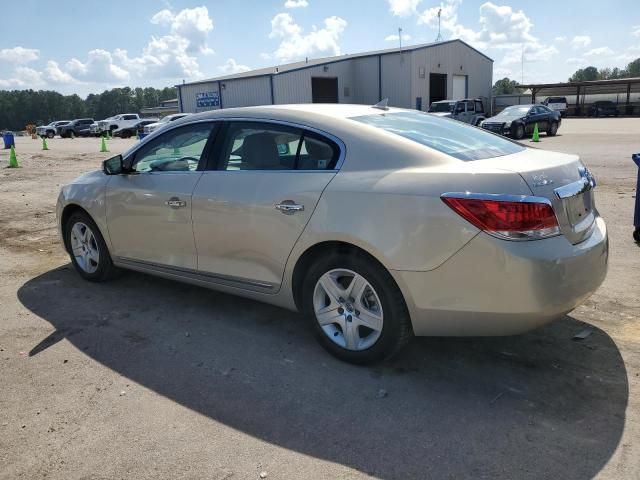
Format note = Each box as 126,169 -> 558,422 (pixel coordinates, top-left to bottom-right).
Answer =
532,174 -> 553,187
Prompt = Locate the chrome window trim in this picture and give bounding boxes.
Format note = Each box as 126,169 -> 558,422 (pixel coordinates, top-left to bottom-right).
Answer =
123,119 -> 219,175
216,117 -> 347,172
123,116 -> 346,172
441,192 -> 553,206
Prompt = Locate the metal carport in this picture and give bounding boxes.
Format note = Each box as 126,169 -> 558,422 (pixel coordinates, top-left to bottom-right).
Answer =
520,77 -> 640,116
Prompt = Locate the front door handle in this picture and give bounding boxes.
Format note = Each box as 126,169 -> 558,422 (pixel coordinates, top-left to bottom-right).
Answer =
275,201 -> 304,214
165,197 -> 187,209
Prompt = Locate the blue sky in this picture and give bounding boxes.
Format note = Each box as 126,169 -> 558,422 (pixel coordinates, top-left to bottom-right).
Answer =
1,0 -> 639,97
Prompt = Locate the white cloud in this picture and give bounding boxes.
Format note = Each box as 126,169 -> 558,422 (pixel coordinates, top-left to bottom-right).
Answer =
387,0 -> 422,17
566,57 -> 587,65
584,46 -> 614,57
284,0 -> 309,8
417,1 -> 539,49
384,33 -> 411,42
632,25 -> 640,38
571,35 -> 591,49
219,58 -> 251,74
150,6 -> 214,54
66,49 -> 131,82
269,13 -> 347,62
44,61 -> 77,84
0,66 -> 44,88
554,36 -> 566,42
493,66 -> 512,78
0,46 -> 40,64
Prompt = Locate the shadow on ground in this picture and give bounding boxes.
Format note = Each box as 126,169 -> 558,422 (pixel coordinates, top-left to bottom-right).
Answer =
18,266 -> 628,479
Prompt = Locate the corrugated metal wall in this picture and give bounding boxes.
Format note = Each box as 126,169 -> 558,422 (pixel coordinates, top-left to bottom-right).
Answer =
273,60 -> 354,104
178,41 -> 493,113
179,81 -> 221,114
221,76 -> 272,108
381,53 -> 412,108
411,42 -> 493,111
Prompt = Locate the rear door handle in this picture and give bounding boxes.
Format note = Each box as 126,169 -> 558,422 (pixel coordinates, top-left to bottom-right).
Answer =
275,201 -> 304,214
165,197 -> 187,209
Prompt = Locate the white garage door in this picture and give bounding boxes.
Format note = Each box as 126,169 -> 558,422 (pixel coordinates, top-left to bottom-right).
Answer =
452,75 -> 467,100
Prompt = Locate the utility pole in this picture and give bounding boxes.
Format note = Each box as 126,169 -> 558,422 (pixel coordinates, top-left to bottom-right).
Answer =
435,9 -> 443,42
521,44 -> 524,84
398,27 -> 403,50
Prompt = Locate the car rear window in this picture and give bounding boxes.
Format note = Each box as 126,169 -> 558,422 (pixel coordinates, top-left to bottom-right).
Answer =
351,111 -> 524,161
548,97 -> 567,103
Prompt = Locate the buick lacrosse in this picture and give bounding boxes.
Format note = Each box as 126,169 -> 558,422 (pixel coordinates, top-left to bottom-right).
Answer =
57,104 -> 608,364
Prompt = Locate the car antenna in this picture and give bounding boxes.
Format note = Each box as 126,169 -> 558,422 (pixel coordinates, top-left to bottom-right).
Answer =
372,98 -> 389,110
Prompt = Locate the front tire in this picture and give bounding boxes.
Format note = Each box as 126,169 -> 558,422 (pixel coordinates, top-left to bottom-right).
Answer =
65,211 -> 119,282
302,252 -> 413,364
513,124 -> 525,140
547,121 -> 558,136
47,131 -> 55,139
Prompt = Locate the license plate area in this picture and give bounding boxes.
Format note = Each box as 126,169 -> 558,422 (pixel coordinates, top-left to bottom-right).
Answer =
565,191 -> 594,227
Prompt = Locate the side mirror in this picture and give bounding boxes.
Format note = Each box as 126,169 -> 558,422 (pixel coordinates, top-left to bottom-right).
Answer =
103,155 -> 124,175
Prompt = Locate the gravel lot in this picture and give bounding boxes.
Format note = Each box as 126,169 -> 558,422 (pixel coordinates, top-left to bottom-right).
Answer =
1,119 -> 639,479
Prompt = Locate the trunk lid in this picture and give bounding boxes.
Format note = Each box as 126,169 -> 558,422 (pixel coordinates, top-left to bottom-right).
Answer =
478,148 -> 597,244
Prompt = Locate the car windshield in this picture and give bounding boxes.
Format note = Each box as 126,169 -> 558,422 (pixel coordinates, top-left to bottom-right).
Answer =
352,111 -> 524,161
496,106 -> 531,117
428,102 -> 455,113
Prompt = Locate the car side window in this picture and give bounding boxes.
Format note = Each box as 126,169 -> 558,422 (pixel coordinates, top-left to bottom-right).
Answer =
218,122 -> 341,171
220,122 -> 303,171
297,132 -> 340,170
130,122 -> 215,173
475,100 -> 483,112
465,101 -> 475,112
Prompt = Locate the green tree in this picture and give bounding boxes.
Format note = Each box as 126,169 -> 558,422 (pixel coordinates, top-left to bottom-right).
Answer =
626,58 -> 640,77
569,66 -> 599,82
492,77 -> 524,95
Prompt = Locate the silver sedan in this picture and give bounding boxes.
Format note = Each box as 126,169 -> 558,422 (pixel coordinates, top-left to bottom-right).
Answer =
57,104 -> 608,364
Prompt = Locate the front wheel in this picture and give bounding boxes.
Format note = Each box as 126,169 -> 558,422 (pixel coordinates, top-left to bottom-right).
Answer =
633,228 -> 640,243
302,253 -> 413,364
65,211 -> 119,282
547,121 -> 558,136
512,124 -> 525,140
47,131 -> 55,139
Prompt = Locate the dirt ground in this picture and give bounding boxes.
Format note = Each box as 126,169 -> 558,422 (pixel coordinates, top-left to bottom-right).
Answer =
0,120 -> 638,480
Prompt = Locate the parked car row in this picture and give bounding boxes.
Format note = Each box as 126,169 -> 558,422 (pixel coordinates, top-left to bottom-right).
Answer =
35,112 -> 192,139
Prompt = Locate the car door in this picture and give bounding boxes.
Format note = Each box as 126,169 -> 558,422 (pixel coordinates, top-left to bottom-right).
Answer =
105,121 -> 218,270
191,120 -> 342,291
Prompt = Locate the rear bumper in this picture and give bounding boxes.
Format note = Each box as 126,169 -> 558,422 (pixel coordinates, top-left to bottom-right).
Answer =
392,217 -> 608,336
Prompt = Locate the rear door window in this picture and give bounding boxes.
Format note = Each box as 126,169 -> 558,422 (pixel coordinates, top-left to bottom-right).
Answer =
218,122 -> 340,171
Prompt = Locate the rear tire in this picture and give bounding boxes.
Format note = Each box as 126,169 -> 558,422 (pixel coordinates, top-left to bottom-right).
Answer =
633,228 -> 640,243
302,252 -> 413,364
547,121 -> 558,136
65,211 -> 120,282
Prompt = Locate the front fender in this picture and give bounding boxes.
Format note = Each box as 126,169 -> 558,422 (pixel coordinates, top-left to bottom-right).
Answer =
56,170 -> 111,251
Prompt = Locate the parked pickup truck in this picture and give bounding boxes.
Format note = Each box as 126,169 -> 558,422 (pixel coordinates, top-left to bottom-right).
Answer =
36,120 -> 71,138
96,114 -> 142,135
427,98 -> 487,126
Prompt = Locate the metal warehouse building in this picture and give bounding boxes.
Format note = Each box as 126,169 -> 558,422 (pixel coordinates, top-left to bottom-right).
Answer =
177,39 -> 493,113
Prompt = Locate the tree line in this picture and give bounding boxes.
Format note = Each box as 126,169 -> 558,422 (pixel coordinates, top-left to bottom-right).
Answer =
0,86 -> 177,131
493,57 -> 640,95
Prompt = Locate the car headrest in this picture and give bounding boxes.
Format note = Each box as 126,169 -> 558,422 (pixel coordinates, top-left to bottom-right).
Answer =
240,133 -> 281,169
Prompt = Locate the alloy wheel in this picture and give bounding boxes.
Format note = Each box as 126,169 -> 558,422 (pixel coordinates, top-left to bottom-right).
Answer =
313,269 -> 384,351
70,222 -> 100,274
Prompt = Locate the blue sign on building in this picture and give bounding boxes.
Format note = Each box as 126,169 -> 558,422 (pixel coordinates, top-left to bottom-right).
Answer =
196,91 -> 220,108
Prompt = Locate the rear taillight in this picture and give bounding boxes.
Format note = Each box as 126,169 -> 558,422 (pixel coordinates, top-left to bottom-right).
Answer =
441,193 -> 560,241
